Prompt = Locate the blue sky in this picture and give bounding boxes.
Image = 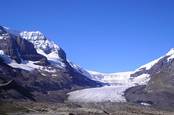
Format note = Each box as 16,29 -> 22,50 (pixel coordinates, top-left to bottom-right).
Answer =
0,0 -> 174,72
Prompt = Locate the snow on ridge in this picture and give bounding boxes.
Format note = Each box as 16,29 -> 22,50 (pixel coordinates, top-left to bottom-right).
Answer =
136,57 -> 162,71
166,48 -> 174,61
136,48 -> 174,71
166,48 -> 174,56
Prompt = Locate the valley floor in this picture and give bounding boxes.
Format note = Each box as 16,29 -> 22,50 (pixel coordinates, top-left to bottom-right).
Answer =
1,101 -> 174,115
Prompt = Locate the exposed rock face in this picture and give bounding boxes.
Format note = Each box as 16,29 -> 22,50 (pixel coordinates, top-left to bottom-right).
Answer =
16,37 -> 47,62
0,27 -> 48,64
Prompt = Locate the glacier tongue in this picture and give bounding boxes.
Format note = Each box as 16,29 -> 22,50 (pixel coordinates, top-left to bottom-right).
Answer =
68,70 -> 151,103
68,85 -> 132,102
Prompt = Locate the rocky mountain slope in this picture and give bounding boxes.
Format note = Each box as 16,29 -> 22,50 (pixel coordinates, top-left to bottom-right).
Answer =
125,49 -> 174,109
0,26 -> 102,102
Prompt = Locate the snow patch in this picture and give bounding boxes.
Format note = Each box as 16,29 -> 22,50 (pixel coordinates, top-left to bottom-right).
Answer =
8,60 -> 60,73
141,102 -> 151,106
0,36 -> 4,39
131,74 -> 150,85
41,68 -> 57,73
0,50 -> 5,55
37,49 -> 66,68
9,61 -> 42,71
0,33 -> 9,40
136,57 -> 162,71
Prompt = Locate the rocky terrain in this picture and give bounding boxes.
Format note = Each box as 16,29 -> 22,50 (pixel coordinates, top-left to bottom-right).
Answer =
1,101 -> 174,115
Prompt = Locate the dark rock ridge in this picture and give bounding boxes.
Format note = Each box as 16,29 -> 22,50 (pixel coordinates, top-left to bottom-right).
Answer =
0,26 -> 103,102
125,54 -> 174,110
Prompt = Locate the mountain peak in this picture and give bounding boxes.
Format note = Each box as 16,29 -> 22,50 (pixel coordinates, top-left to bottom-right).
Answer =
20,31 -> 65,62
20,31 -> 46,41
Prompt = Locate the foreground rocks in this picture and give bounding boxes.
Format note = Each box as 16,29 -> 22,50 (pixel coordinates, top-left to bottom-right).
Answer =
1,101 -> 174,115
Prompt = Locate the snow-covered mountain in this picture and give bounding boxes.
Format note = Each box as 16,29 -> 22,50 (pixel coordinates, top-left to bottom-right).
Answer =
0,26 -> 102,102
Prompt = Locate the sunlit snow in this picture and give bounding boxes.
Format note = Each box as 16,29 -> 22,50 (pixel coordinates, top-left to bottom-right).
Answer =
9,61 -> 42,71
166,48 -> 174,61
